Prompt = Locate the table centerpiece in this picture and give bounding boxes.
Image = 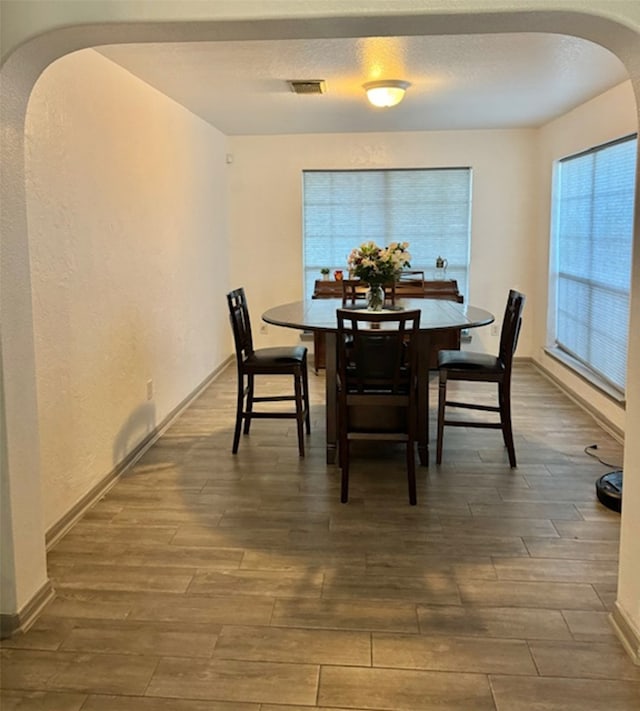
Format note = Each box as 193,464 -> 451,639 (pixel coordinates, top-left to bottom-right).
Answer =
347,241 -> 411,310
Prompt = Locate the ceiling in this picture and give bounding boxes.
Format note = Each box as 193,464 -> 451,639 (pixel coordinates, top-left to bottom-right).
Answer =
97,32 -> 628,135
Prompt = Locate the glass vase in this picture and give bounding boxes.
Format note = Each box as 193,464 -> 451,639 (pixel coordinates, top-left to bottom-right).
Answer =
366,284 -> 385,311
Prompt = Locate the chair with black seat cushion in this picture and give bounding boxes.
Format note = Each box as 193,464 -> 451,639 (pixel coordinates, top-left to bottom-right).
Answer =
336,308 -> 421,504
227,287 -> 311,456
436,289 -> 525,467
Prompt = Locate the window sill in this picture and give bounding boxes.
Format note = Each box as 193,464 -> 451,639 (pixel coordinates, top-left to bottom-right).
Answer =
543,347 -> 625,406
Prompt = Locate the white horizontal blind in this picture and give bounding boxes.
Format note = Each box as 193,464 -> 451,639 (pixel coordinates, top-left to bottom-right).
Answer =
302,169 -> 472,301
553,135 -> 637,393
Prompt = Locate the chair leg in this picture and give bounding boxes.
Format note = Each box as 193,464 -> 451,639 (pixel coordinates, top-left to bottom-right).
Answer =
302,357 -> 311,434
407,439 -> 417,505
340,441 -> 350,503
232,375 -> 245,454
243,374 -> 254,435
294,372 -> 305,457
313,332 -> 322,375
436,371 -> 447,465
337,398 -> 349,502
499,381 -> 517,468
337,408 -> 346,472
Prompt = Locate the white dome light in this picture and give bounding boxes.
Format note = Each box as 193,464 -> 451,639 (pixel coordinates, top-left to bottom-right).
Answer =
364,80 -> 411,108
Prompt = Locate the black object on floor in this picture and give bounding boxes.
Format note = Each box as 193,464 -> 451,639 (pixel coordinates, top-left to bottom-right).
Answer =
596,470 -> 623,513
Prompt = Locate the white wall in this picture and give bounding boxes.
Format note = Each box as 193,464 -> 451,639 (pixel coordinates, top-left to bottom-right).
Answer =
25,49 -> 232,530
534,81 -> 637,435
534,82 -> 640,654
228,129 -> 537,356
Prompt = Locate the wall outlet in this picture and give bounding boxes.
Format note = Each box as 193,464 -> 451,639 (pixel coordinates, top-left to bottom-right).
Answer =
490,323 -> 500,337
146,379 -> 154,400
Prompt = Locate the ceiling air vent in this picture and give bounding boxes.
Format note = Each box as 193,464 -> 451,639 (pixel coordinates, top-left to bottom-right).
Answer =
288,80 -> 326,95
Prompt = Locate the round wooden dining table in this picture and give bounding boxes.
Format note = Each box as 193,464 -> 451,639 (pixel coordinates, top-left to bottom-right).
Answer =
263,298 -> 494,466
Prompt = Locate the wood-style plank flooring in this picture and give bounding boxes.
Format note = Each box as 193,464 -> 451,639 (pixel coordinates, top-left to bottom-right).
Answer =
2,362 -> 639,710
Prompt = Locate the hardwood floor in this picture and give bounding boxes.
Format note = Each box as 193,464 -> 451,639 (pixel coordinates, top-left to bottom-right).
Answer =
2,362 -> 639,710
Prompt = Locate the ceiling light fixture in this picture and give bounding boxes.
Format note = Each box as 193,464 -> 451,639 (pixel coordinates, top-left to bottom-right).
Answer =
363,79 -> 410,108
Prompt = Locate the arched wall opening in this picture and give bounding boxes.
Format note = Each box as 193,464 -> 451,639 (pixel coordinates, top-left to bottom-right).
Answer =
1,4 -> 639,660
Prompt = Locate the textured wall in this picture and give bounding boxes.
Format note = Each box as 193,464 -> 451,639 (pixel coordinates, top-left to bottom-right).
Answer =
25,49 -> 231,529
229,127 -> 537,358
534,81 -> 637,435
228,91 -> 633,434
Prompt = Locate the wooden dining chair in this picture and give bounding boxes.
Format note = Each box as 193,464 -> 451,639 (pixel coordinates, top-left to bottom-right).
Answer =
436,289 -> 526,467
342,278 -> 397,307
336,308 -> 421,504
226,287 -> 311,456
341,279 -> 368,305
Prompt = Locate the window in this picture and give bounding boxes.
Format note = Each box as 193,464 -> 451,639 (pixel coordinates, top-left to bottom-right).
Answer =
551,135 -> 637,394
302,168 -> 472,300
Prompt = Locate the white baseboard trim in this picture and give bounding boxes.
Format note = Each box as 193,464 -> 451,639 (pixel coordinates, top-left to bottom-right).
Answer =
45,357 -> 233,549
2,358 -> 233,639
526,357 -> 624,444
611,602 -> 640,665
0,579 -> 55,639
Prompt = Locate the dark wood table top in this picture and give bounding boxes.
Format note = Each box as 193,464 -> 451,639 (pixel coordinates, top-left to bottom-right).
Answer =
263,298 -> 494,333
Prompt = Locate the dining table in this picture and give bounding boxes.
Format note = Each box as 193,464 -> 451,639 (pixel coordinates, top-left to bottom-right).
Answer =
262,297 -> 494,466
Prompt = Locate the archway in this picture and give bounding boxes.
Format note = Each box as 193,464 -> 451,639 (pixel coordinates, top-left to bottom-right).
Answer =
1,3 -> 639,660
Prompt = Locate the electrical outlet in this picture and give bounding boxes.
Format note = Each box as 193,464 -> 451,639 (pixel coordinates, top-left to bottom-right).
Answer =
490,324 -> 500,337
146,379 -> 154,400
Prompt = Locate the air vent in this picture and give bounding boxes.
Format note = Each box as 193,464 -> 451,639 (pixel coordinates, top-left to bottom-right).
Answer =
288,80 -> 326,95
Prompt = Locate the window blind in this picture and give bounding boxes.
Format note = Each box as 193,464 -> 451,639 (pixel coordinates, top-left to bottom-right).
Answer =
302,168 -> 472,301
553,135 -> 637,393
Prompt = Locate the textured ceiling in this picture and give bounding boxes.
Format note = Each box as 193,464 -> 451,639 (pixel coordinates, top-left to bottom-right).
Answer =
97,32 -> 628,135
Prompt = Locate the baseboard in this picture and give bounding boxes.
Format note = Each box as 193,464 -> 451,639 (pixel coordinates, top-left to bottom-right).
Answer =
3,361 -> 231,639
611,602 -> 640,665
45,357 -> 233,549
0,579 -> 55,639
528,358 -> 624,444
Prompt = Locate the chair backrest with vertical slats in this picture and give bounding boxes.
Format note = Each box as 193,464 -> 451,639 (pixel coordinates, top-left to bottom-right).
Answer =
336,309 -> 421,395
498,290 -> 526,370
341,279 -> 368,305
342,279 -> 397,307
227,287 -> 255,363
